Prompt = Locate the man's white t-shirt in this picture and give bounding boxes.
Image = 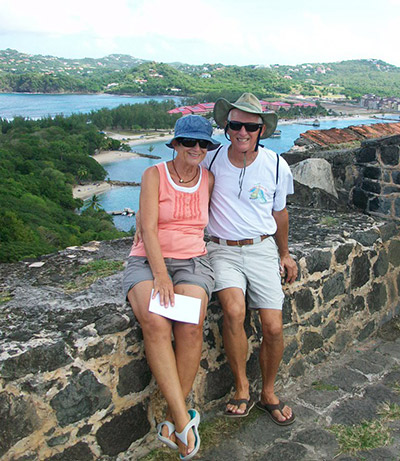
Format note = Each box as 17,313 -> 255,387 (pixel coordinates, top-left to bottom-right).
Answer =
202,145 -> 294,240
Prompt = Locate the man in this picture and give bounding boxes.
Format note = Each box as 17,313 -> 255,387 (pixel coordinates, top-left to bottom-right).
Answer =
202,93 -> 297,424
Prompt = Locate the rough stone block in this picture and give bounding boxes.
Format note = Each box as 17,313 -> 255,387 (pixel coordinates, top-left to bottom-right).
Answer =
309,312 -> 322,327
380,144 -> 399,166
339,295 -> 365,320
282,295 -> 293,325
352,187 -> 369,211
395,196 -> 400,218
0,392 -> 40,457
373,251 -> 389,277
350,253 -> 370,289
289,358 -> 306,377
361,178 -> 381,194
117,358 -> 152,397
393,170 -> 400,185
382,184 -> 400,194
95,313 -> 130,335
322,320 -> 336,339
0,340 -> 72,379
363,166 -> 381,180
350,228 -> 380,247
96,404 -> 150,456
47,433 -> 70,447
357,320 -> 376,341
305,250 -> 332,274
333,330 -> 352,352
334,243 -> 354,265
301,331 -> 323,354
247,347 -> 260,382
369,196 -> 393,215
282,340 -> 298,364
204,362 -> 233,401
322,273 -> 345,302
388,240 -> 400,266
83,341 -> 114,360
367,282 -> 387,313
379,222 -> 399,241
45,442 -> 94,460
261,441 -> 309,460
356,146 -> 377,164
50,370 -> 112,427
294,288 -> 315,314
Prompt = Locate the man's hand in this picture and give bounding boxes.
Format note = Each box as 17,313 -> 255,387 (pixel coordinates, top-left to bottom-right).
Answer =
280,253 -> 298,284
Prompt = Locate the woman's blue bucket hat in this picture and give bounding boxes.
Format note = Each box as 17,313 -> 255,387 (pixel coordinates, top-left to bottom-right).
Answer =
166,115 -> 220,150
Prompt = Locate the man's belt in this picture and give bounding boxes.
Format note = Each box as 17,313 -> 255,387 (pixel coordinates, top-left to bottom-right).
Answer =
209,235 -> 271,246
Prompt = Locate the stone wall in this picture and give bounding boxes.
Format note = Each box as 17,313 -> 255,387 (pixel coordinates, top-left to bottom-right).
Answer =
352,135 -> 400,220
1,211 -> 399,460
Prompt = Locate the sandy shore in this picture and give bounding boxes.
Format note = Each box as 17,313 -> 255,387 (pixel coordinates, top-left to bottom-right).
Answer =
73,182 -> 113,200
91,150 -> 140,165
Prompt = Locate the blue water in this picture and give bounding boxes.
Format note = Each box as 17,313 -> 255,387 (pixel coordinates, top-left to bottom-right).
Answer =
0,93 -> 183,119
99,116 -> 398,232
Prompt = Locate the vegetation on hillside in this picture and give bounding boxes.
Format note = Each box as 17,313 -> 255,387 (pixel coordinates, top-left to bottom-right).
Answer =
0,101 -> 179,263
1,49 -> 399,99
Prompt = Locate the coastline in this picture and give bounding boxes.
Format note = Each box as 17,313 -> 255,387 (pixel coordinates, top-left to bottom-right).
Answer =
72,112 -> 390,201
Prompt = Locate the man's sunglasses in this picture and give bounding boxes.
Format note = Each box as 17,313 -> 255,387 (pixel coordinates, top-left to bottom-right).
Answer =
178,138 -> 210,149
227,121 -> 263,132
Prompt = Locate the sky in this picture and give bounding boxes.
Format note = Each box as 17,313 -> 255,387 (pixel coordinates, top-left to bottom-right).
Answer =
0,0 -> 398,67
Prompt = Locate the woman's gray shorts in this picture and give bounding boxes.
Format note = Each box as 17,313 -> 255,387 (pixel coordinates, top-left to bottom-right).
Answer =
122,255 -> 215,300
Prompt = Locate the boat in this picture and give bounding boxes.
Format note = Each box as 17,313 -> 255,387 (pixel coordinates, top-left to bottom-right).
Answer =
312,119 -> 320,127
271,129 -> 281,138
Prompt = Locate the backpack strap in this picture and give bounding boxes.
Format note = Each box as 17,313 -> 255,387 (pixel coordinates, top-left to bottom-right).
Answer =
207,145 -> 223,173
274,152 -> 280,199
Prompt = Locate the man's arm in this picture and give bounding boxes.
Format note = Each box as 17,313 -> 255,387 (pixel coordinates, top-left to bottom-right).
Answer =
272,208 -> 298,284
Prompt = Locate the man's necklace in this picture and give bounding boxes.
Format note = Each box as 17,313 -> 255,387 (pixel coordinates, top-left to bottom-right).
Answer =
172,160 -> 199,184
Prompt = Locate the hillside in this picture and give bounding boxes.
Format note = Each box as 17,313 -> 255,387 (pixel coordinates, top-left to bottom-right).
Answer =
0,49 -> 399,99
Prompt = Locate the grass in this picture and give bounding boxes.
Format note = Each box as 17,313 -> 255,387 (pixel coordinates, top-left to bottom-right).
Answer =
64,259 -> 124,292
391,381 -> 400,395
329,400 -> 400,456
319,216 -> 339,227
311,380 -> 339,391
330,420 -> 393,455
0,291 -> 12,305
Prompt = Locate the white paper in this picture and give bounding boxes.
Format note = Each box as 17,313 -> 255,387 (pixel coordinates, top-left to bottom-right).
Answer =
148,290 -> 201,324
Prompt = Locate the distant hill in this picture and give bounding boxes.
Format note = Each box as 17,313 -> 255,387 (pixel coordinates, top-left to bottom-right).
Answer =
0,49 -> 399,99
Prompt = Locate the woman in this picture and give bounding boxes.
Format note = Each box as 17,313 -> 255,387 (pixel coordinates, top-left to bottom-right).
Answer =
123,115 -> 219,460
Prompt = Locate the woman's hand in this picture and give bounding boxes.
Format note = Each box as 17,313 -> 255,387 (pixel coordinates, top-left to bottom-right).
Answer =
153,274 -> 175,307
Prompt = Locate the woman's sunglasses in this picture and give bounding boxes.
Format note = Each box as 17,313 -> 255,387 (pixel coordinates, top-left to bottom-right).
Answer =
227,121 -> 263,132
178,138 -> 210,149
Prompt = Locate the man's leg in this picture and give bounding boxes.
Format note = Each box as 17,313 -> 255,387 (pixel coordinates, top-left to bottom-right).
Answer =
258,308 -> 293,422
218,287 -> 251,415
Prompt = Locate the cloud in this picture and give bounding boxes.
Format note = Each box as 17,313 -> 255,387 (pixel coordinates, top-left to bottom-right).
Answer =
0,0 -> 399,66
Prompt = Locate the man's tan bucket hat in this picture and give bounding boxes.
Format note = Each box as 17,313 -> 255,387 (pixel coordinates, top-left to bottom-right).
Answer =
213,92 -> 278,139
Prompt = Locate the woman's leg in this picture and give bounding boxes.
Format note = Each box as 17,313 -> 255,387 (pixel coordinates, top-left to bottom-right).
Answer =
127,281 -> 192,455
171,284 -> 208,455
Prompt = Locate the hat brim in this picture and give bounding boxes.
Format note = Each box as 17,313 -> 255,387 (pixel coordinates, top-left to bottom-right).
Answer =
166,133 -> 220,150
213,98 -> 278,139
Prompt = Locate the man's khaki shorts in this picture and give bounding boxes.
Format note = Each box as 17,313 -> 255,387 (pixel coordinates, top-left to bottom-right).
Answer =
206,237 -> 284,310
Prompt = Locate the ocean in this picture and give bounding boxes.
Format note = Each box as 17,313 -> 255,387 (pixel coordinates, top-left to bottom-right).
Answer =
0,93 -> 183,119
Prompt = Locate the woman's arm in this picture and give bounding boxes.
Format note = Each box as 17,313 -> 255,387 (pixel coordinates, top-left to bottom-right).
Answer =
141,167 -> 175,307
207,170 -> 215,204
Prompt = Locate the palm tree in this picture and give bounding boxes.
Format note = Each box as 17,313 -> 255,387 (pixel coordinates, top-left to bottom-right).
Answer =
88,194 -> 103,211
